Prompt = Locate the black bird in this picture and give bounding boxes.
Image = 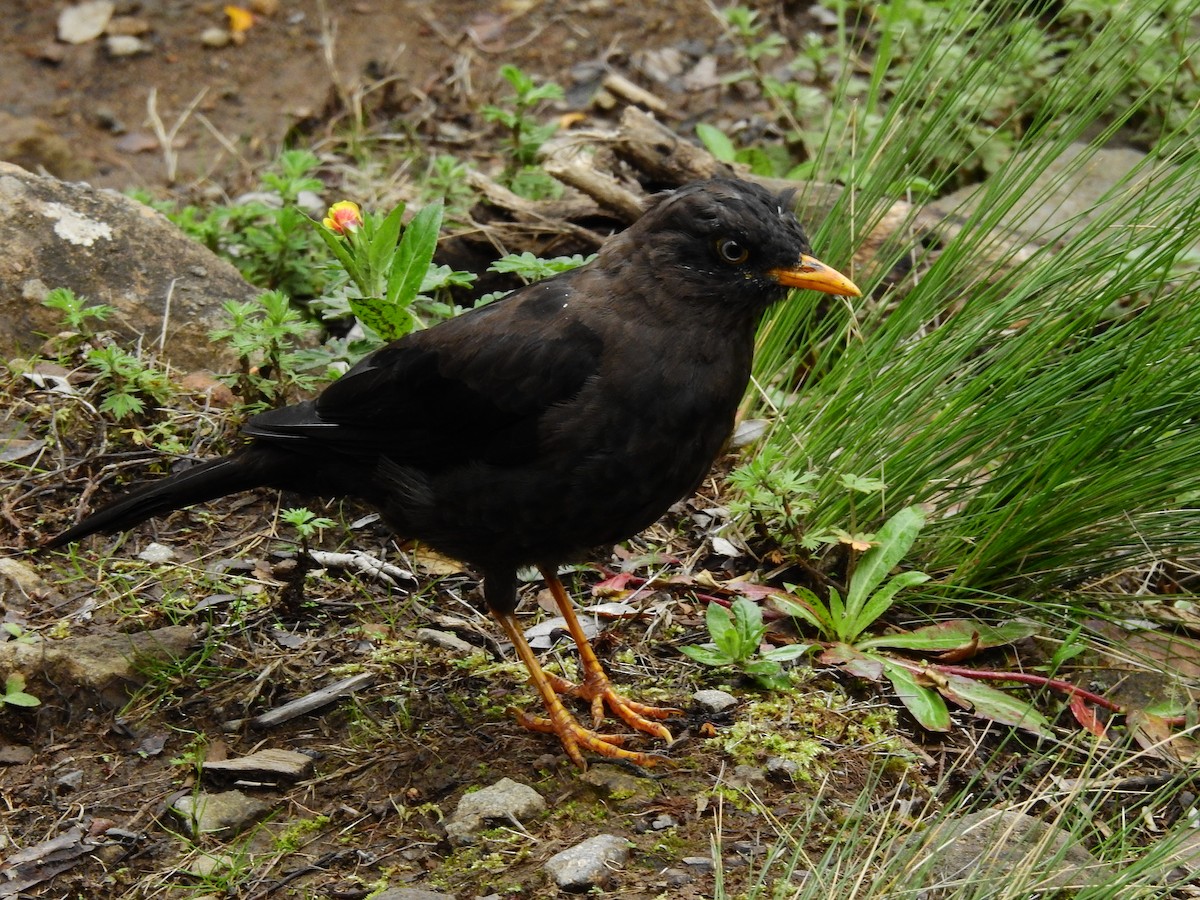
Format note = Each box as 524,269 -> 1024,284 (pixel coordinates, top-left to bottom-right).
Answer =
46,178 -> 860,768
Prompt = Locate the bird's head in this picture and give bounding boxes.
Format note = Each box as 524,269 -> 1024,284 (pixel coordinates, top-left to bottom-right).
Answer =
616,178 -> 861,318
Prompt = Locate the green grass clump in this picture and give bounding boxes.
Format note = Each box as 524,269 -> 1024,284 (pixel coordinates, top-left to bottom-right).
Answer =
737,0 -> 1200,595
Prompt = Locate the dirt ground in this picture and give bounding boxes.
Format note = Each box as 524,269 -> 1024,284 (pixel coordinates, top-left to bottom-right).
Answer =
1,2 -> 1188,898
2,0 -> 736,194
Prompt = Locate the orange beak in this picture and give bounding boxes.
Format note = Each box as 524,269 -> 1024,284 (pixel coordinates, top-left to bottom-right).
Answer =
769,254 -> 861,297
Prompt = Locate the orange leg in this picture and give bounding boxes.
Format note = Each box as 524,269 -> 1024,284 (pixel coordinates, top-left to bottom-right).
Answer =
491,568 -> 679,769
538,567 -> 680,740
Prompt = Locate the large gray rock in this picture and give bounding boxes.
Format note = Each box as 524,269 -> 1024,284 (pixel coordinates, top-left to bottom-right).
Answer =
939,143 -> 1161,245
0,624 -> 194,708
907,808 -> 1115,896
0,161 -> 256,370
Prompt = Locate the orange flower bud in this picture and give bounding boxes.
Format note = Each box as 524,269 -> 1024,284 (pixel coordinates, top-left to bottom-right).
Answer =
323,200 -> 363,235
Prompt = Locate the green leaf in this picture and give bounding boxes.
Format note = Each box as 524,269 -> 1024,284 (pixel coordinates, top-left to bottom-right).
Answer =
386,201 -> 444,308
4,674 -> 39,707
730,598 -> 766,650
705,603 -> 741,660
761,644 -> 810,662
695,123 -> 737,163
859,619 -> 1037,652
846,506 -> 925,613
937,672 -> 1055,738
881,658 -> 952,731
742,659 -> 784,677
847,570 -> 931,641
315,224 -> 364,292
681,644 -> 734,667
348,296 -> 415,342
772,589 -> 834,636
369,203 -> 407,282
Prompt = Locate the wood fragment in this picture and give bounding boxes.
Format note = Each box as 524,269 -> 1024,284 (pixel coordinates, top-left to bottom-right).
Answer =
600,72 -> 669,114
242,672 -> 375,730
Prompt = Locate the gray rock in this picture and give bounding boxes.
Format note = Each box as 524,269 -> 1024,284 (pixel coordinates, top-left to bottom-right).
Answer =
0,624 -> 194,708
0,162 -> 256,371
201,748 -> 314,784
105,35 -> 150,57
136,542 -> 176,564
369,890 -> 457,900
171,789 -> 270,837
693,689 -> 738,712
908,808 -> 1116,897
0,557 -> 66,609
445,778 -> 545,845
765,756 -> 800,779
57,1 -> 114,44
939,143 -> 1174,246
544,833 -> 631,891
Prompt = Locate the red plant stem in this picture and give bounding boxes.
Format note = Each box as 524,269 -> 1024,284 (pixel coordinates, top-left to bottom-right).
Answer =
924,663 -> 1124,713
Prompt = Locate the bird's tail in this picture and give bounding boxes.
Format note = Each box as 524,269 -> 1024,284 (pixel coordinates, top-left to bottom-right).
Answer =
44,449 -> 287,549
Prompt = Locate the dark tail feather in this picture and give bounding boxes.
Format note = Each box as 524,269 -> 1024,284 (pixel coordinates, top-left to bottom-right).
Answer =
45,449 -> 285,548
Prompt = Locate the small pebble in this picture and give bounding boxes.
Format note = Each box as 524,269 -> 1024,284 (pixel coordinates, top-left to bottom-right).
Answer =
693,689 -> 737,712
137,542 -> 176,564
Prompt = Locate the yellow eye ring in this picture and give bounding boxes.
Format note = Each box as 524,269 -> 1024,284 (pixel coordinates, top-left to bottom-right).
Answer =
715,237 -> 749,264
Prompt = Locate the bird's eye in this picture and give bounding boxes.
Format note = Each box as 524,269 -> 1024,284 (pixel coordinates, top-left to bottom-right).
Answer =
715,237 -> 749,265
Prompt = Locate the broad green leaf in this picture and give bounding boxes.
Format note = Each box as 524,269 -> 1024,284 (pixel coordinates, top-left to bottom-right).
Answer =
369,203 -> 407,282
348,296 -> 414,342
937,672 -> 1054,738
846,506 -> 925,614
742,659 -> 784,677
695,123 -> 737,163
314,223 -> 363,292
881,658 -> 951,732
772,589 -> 834,635
681,644 -> 733,667
847,570 -> 932,641
761,644 -> 810,662
4,674 -> 39,707
706,603 -> 741,660
828,586 -> 846,635
730,598 -> 766,653
859,619 -> 1037,652
386,201 -> 444,308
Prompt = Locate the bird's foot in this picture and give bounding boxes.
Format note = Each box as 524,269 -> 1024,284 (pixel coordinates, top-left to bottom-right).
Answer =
513,706 -> 670,769
544,671 -> 680,745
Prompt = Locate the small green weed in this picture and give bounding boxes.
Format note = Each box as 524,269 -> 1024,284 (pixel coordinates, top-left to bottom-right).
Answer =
41,287 -> 114,337
728,448 -> 884,554
279,507 -> 336,543
2,673 -> 40,708
423,154 -> 477,225
210,289 -> 322,408
481,65 -> 564,199
85,344 -> 174,420
780,506 -> 931,646
313,198 -> 452,341
682,597 -> 808,690
768,507 -> 1049,736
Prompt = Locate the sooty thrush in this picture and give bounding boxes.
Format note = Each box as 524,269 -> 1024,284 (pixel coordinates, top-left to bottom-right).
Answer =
46,177 -> 861,768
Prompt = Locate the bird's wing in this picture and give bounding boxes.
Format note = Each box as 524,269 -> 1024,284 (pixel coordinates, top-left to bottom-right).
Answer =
243,278 -> 603,469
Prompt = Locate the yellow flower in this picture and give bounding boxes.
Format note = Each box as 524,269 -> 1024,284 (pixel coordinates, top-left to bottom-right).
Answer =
323,201 -> 363,235
225,6 -> 255,33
